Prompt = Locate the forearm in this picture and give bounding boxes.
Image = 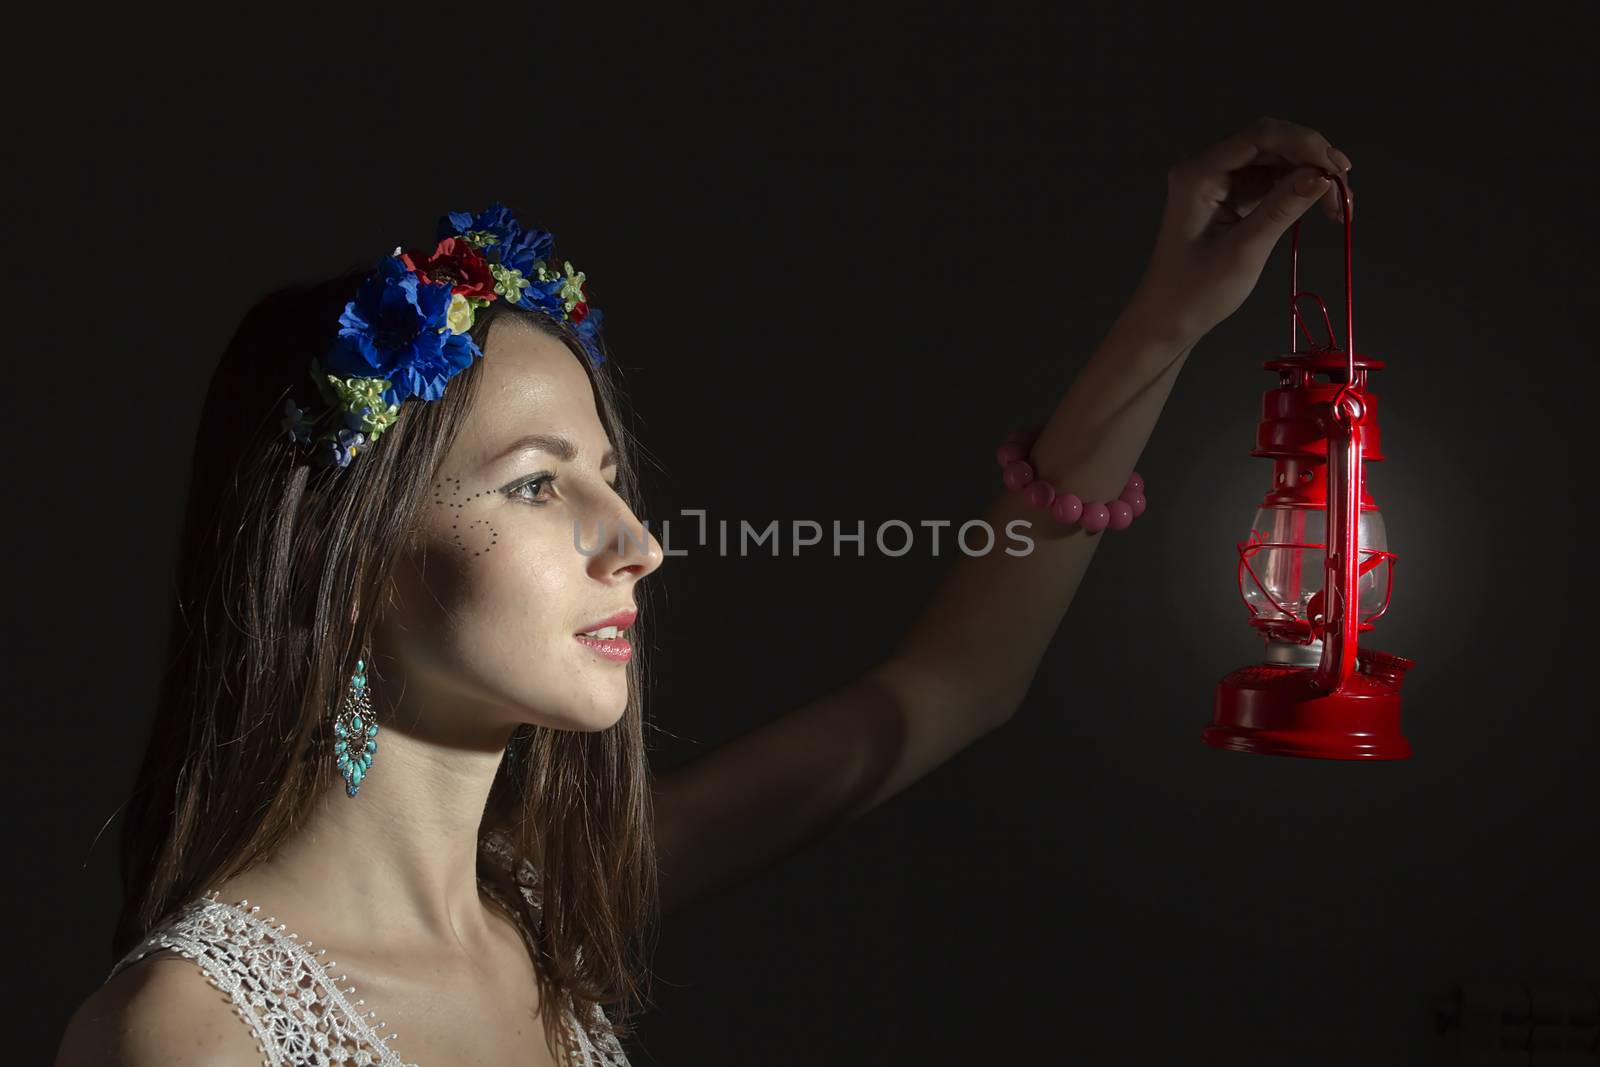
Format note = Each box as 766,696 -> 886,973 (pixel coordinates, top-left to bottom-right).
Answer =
652,666 -> 924,914
886,298 -> 1198,720
653,118 -> 1354,913
654,307 -> 1198,914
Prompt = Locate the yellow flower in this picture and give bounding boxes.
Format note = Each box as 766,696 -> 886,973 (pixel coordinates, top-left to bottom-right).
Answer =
445,292 -> 475,335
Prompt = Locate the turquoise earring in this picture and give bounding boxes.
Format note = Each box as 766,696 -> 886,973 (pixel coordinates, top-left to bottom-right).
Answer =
334,658 -> 380,797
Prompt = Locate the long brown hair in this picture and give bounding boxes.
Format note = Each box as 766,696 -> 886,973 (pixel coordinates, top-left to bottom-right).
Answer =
113,249 -> 660,1057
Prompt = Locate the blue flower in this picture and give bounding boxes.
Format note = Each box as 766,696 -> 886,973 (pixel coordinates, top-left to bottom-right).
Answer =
493,225 -> 554,277
440,203 -> 555,278
282,398 -> 315,444
320,428 -> 366,469
516,271 -> 568,318
438,203 -> 521,251
574,307 -> 606,366
323,255 -> 482,403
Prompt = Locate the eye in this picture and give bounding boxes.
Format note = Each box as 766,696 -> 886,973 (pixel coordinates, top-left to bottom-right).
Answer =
505,473 -> 557,506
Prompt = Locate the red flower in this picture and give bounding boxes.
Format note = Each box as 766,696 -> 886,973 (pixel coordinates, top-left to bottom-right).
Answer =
400,238 -> 496,302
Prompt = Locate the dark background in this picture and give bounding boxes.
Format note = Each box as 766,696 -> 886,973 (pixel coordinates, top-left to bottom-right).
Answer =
14,9 -> 1595,1065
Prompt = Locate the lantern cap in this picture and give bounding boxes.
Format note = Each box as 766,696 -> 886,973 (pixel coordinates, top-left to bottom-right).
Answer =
1263,351 -> 1384,373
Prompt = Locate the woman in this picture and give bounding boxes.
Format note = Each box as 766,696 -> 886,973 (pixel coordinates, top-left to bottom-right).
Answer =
56,117 -> 1353,1066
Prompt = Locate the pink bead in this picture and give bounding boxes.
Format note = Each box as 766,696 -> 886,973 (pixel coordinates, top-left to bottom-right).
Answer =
992,441 -> 1030,463
1079,502 -> 1110,533
1002,460 -> 1034,490
1049,491 -> 1083,525
1121,491 -> 1146,517
1125,472 -> 1144,495
1106,500 -> 1134,530
996,440 -> 1028,466
1023,480 -> 1056,509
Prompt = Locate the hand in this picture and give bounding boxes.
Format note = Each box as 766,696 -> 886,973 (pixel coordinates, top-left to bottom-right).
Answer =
1122,116 -> 1355,347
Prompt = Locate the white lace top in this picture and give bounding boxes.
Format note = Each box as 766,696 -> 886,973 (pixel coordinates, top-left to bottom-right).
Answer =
106,832 -> 631,1066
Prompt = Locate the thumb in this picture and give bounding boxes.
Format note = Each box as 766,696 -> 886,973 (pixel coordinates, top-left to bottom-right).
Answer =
1230,166 -> 1332,261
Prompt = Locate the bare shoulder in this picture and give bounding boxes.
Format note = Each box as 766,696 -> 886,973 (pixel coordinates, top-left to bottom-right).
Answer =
55,950 -> 263,1066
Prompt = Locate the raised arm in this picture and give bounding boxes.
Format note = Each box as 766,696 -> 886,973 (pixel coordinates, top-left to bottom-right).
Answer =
653,117 -> 1355,917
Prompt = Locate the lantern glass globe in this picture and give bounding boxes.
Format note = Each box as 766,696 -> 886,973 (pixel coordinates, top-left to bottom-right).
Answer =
1244,505 -> 1391,626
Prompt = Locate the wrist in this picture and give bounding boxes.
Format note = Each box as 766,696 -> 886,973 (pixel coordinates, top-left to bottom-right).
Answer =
1106,292 -> 1204,377
1113,286 -> 1205,352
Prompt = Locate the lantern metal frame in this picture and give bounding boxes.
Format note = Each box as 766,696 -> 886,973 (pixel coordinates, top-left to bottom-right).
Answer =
1202,173 -> 1418,761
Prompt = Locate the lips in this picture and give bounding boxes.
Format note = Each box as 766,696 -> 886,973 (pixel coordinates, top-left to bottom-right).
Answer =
574,608 -> 637,635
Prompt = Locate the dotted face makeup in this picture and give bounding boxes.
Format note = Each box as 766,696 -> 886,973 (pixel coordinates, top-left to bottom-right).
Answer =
433,476 -> 500,556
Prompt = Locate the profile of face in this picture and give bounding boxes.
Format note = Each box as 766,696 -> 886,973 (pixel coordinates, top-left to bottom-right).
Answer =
375,317 -> 663,741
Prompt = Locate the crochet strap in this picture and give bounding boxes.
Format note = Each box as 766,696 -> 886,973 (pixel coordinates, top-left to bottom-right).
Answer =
106,833 -> 631,1066
108,896 -> 415,1067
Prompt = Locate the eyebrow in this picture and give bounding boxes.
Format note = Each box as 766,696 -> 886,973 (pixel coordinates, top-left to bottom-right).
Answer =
492,432 -> 617,470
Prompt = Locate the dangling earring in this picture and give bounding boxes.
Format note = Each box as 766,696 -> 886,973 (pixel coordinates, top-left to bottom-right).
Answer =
333,658 -> 380,797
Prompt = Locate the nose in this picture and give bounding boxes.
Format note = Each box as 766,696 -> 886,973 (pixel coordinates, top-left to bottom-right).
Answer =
578,496 -> 664,581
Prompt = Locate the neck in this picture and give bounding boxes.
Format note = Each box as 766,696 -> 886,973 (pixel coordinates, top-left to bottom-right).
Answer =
240,703 -> 516,956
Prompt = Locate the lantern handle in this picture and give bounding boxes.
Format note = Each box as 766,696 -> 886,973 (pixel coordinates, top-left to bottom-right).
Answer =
1288,173 -> 1356,392
1286,172 -> 1365,695
1291,291 -> 1337,352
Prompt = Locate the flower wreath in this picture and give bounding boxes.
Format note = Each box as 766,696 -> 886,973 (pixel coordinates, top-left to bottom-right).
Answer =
280,203 -> 605,468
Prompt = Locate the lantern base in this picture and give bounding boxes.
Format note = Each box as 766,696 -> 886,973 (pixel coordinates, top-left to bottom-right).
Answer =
1205,662 -> 1411,760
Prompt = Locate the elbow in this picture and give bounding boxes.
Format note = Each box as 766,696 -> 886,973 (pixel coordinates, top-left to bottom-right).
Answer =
987,698 -> 1020,732
874,654 -> 1020,735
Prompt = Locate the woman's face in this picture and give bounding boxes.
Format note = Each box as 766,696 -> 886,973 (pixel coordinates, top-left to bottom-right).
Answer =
377,317 -> 663,739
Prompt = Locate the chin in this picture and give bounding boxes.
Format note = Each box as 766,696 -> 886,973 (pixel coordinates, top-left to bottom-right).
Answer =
551,682 -> 631,733
564,701 -> 629,733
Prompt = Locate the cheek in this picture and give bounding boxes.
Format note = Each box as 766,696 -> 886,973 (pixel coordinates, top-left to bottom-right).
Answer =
447,536 -> 593,716
427,512 -> 581,653
400,482 -> 588,685
465,538 -> 572,635
433,475 -> 502,560
387,527 -> 577,700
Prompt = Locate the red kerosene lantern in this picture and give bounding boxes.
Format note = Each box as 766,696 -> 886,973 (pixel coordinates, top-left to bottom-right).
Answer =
1203,175 -> 1418,760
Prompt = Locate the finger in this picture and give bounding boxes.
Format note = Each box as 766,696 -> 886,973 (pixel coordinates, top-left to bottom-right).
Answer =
1195,115 -> 1349,176
1316,172 -> 1355,223
1189,116 -> 1352,207
1221,163 -> 1282,217
1228,150 -> 1352,222
1228,165 -> 1332,262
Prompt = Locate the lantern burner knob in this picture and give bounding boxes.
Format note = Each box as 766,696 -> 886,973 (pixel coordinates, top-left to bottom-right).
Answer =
1357,647 -> 1416,689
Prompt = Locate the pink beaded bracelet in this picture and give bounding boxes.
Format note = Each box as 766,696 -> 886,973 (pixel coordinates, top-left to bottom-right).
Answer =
995,424 -> 1147,533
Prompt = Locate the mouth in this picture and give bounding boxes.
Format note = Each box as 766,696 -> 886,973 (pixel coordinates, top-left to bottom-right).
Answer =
573,630 -> 632,662
573,608 -> 637,662
574,608 -> 637,639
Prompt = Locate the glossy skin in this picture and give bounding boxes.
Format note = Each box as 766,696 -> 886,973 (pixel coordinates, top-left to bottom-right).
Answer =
60,117 -> 1351,1064
378,314 -> 663,743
